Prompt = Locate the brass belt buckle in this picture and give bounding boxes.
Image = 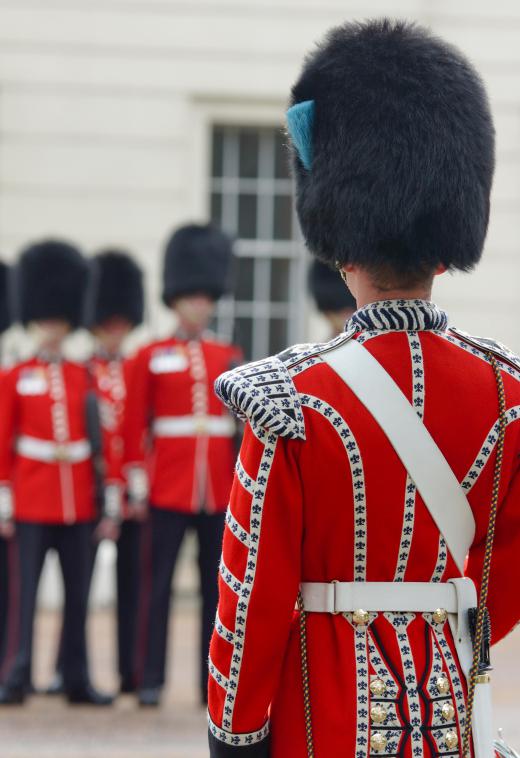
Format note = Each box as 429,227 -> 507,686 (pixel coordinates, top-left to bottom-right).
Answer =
54,444 -> 69,463
194,416 -> 208,435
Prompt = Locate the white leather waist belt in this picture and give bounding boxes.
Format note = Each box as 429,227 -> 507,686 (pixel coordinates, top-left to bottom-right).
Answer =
16,436 -> 91,464
300,581 -> 459,614
153,415 -> 236,438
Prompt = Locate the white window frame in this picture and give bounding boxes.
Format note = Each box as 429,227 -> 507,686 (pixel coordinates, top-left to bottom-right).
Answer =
185,99 -> 308,356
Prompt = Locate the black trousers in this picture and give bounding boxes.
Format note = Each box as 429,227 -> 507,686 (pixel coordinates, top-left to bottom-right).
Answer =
116,519 -> 142,686
137,507 -> 225,697
54,520 -> 142,688
3,522 -> 93,692
0,537 -> 11,675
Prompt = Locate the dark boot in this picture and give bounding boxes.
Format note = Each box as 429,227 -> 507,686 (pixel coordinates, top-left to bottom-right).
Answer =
66,684 -> 114,706
138,687 -> 161,707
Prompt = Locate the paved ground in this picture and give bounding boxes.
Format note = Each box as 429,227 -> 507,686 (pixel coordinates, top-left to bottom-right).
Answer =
1,605 -> 519,757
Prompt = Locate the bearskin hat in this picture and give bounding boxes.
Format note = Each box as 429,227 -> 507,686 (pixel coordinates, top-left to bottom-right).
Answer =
17,239 -> 88,328
85,250 -> 144,329
0,262 -> 11,335
162,224 -> 235,304
309,260 -> 356,313
288,19 -> 495,276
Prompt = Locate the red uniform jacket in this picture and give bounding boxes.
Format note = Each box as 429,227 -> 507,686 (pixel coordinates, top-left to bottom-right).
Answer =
124,333 -> 242,514
0,357 -> 97,524
89,353 -> 135,520
208,300 -> 520,757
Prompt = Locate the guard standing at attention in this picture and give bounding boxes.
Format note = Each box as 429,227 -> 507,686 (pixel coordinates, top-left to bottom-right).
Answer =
207,20 -> 520,757
0,240 -> 112,706
124,224 -> 242,707
46,249 -> 145,696
0,261 -> 14,677
86,250 -> 145,694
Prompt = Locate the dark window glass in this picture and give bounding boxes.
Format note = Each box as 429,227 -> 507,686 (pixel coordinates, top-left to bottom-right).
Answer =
236,257 -> 255,301
270,258 -> 290,302
238,194 -> 257,239
234,317 -> 253,361
212,127 -> 224,178
269,318 -> 288,354
274,130 -> 290,179
273,194 -> 292,240
210,192 -> 222,226
239,129 -> 259,178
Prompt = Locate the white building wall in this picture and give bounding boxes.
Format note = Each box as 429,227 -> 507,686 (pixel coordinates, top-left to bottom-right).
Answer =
0,0 -> 517,349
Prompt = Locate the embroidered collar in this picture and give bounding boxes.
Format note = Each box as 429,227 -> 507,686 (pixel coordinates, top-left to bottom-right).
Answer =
347,299 -> 448,332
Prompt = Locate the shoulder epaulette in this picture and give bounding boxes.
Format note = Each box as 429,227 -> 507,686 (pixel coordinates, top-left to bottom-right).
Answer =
449,327 -> 520,375
214,331 -> 356,439
215,355 -> 306,439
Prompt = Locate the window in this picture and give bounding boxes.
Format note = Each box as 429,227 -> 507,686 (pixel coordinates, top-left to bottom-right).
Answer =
210,125 -> 306,361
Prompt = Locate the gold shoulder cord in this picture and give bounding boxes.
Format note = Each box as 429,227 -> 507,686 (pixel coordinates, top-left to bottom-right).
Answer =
462,354 -> 507,757
297,590 -> 315,757
297,353 -> 507,758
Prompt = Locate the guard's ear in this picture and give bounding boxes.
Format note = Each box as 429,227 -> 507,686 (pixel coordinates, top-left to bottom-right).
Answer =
286,100 -> 315,171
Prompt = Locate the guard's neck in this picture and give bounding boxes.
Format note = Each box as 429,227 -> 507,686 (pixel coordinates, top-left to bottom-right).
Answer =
354,282 -> 433,309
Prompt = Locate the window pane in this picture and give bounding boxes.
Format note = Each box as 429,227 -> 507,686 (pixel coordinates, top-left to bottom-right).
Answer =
234,317 -> 253,361
270,258 -> 290,302
275,130 -> 291,179
239,129 -> 259,178
210,192 -> 222,226
212,127 -> 224,178
238,194 -> 257,239
273,194 -> 293,240
236,257 -> 255,302
269,318 -> 289,355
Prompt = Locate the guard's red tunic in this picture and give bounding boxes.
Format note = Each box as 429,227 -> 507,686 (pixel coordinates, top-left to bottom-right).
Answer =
0,357 -> 96,524
208,300 -> 520,758
123,333 -> 242,513
88,353 -> 136,519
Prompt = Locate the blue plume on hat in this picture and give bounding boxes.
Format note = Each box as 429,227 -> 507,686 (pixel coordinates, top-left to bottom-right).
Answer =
286,100 -> 315,170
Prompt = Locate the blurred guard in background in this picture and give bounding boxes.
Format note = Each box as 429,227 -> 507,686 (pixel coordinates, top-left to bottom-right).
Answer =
87,250 -> 145,695
124,224 -> 242,707
0,261 -> 13,676
47,250 -> 145,696
0,240 -> 112,706
309,259 -> 356,337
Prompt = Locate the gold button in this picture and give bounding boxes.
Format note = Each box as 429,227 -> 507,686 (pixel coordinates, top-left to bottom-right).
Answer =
436,675 -> 450,695
441,702 -> 455,721
370,704 -> 387,724
370,732 -> 387,752
445,730 -> 458,749
433,608 -> 448,624
370,678 -> 387,697
352,608 -> 370,625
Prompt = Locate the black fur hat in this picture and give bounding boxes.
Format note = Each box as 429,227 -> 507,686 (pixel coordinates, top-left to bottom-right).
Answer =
85,250 -> 144,328
309,260 -> 356,313
288,19 -> 495,275
162,224 -> 234,304
17,239 -> 88,328
0,262 -> 11,334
